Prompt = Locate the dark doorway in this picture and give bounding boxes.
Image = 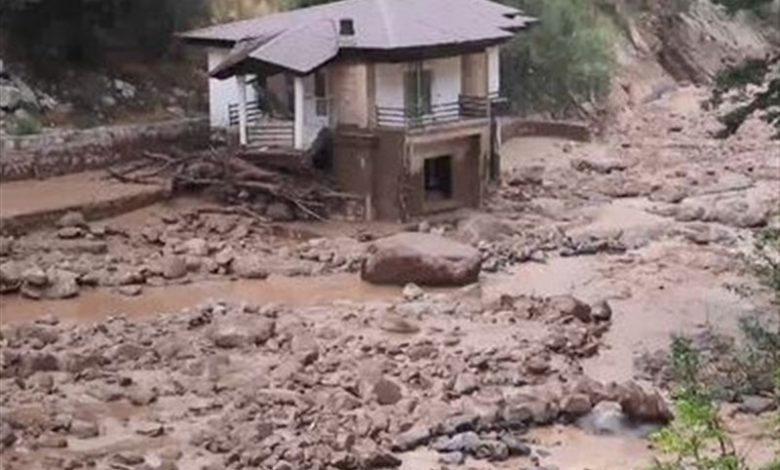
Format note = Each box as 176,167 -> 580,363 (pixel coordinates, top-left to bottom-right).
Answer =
424,155 -> 453,201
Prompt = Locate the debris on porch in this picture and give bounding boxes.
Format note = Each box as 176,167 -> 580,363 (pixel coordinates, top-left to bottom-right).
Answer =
107,147 -> 366,222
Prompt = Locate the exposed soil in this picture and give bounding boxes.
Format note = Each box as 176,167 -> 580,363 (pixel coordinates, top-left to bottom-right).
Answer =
0,85 -> 778,469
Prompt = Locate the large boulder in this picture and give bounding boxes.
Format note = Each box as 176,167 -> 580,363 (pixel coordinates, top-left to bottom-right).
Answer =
231,255 -> 269,279
57,211 -> 87,228
20,268 -> 79,300
161,256 -> 187,280
0,84 -> 22,111
0,261 -> 23,293
361,233 -> 481,286
617,381 -> 673,424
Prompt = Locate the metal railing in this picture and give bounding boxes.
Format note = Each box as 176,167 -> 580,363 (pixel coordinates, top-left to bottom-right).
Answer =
376,95 -> 490,129
229,101 -> 295,148
245,120 -> 294,148
228,101 -> 266,126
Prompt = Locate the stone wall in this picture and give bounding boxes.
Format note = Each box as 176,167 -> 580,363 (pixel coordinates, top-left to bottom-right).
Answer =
498,118 -> 593,143
0,117 -> 209,181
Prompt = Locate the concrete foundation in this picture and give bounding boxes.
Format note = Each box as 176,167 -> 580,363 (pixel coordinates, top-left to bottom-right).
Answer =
333,119 -> 490,221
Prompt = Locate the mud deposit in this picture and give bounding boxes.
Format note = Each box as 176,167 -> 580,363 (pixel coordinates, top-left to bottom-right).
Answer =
1,87 -> 778,469
0,274 -> 405,325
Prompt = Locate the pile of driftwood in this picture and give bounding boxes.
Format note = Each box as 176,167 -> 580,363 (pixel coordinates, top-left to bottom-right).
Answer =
107,148 -> 334,220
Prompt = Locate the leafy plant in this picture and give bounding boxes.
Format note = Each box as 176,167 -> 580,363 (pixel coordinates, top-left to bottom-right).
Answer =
648,228 -> 780,470
648,338 -> 747,470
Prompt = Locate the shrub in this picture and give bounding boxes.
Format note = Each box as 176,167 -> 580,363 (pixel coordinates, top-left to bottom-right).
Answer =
648,338 -> 746,470
11,113 -> 43,135
649,228 -> 780,470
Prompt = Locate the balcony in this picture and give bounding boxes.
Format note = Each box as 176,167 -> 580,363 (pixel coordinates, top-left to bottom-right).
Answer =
375,95 -> 491,130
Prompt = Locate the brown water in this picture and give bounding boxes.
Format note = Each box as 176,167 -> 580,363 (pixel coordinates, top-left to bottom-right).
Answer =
484,238 -> 753,384
0,274 -> 404,325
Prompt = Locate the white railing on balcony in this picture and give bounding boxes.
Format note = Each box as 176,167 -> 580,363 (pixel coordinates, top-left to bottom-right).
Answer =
376,95 -> 491,129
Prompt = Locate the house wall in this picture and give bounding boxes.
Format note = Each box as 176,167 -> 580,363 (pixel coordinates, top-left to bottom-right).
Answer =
329,51 -> 495,220
329,62 -> 371,128
487,46 -> 500,96
375,55 -> 463,110
206,45 -> 501,130
405,134 -> 482,214
207,47 -> 258,128
461,51 -> 488,97
332,120 -> 489,221
375,62 -> 404,111
430,56 -> 462,106
371,129 -> 407,220
405,123 -> 489,215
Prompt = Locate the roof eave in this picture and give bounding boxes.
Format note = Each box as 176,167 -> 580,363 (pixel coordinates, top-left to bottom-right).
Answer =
178,34 -> 237,48
210,55 -> 333,79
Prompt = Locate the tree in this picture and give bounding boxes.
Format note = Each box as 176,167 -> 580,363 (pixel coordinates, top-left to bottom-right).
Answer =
499,0 -> 617,117
0,0 -> 208,66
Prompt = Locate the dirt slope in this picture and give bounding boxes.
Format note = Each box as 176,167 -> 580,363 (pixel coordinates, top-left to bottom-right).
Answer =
606,0 -> 774,113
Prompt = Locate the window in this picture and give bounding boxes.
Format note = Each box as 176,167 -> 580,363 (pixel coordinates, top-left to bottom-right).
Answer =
424,156 -> 453,201
314,70 -> 328,116
404,63 -> 432,120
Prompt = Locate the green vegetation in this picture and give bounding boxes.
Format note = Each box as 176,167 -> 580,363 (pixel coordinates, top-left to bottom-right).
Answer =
649,229 -> 780,470
713,0 -> 776,14
648,338 -> 745,470
10,112 -> 43,135
707,55 -> 780,139
498,0 -> 617,117
0,0 -> 208,66
707,0 -> 780,139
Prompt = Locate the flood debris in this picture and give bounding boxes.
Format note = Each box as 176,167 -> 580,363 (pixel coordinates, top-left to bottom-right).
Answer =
108,148 -> 358,222
0,290 -> 671,469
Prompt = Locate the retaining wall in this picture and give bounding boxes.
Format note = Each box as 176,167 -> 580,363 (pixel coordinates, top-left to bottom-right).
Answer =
498,118 -> 593,143
0,117 -> 209,181
0,186 -> 171,235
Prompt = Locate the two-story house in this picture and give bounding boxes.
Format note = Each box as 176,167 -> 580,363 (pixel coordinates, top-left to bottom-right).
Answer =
181,0 -> 535,220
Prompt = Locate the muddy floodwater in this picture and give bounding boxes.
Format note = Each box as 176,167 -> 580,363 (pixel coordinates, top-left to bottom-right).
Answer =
0,273 -> 408,325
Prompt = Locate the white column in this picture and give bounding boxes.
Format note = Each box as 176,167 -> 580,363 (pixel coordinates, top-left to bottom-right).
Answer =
237,75 -> 248,146
294,75 -> 305,150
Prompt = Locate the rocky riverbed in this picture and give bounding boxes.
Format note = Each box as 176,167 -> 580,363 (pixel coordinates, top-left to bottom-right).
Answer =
0,86 -> 778,469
